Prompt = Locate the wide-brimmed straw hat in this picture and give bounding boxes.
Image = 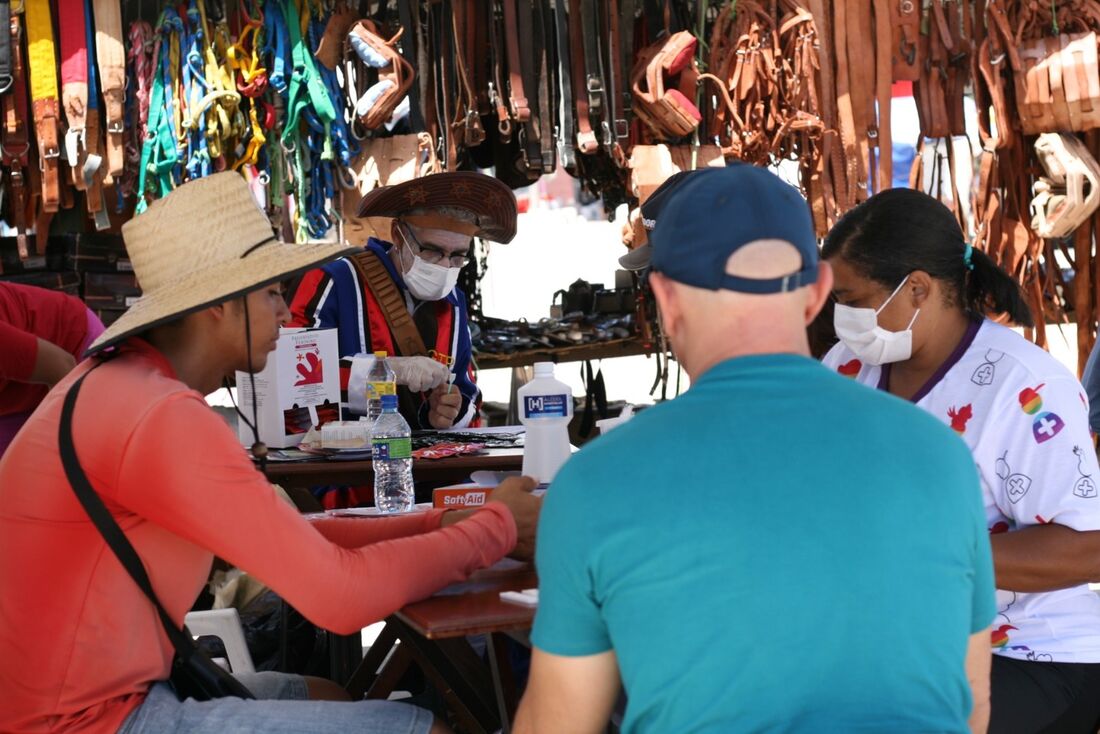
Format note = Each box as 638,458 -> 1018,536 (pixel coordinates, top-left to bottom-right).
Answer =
86,172 -> 356,355
356,171 -> 518,243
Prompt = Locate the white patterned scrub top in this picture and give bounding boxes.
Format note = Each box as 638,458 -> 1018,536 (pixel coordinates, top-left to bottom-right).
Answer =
824,318 -> 1100,662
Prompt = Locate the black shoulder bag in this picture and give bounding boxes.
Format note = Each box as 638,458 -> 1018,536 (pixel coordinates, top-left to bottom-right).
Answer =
58,366 -> 254,701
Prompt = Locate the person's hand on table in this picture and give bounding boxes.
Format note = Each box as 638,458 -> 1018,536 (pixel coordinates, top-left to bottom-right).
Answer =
489,476 -> 541,561
427,386 -> 463,429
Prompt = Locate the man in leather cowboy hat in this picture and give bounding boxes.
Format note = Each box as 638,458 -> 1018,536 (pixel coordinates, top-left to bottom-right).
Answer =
290,171 -> 517,433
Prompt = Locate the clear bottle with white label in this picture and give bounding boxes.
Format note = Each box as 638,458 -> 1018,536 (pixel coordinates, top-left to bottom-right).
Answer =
371,394 -> 415,513
517,362 -> 574,485
366,350 -> 397,423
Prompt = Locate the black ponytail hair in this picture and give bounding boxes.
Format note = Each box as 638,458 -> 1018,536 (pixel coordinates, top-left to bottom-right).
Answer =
821,189 -> 1033,327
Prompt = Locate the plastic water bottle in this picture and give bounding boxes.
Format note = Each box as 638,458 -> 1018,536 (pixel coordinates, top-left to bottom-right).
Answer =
371,394 -> 415,513
366,351 -> 397,423
517,362 -> 574,485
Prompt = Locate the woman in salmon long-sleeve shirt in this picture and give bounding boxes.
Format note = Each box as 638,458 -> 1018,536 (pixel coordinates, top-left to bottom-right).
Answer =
0,174 -> 540,734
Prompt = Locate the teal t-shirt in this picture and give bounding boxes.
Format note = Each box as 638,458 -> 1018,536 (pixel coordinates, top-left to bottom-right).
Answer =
532,354 -> 995,734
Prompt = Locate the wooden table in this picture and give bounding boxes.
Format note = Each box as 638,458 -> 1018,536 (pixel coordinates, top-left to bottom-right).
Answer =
475,337 -> 653,370
262,448 -> 524,490
342,562 -> 536,734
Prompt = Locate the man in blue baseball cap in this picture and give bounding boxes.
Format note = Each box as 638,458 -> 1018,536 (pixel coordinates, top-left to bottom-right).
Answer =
516,164 -> 995,734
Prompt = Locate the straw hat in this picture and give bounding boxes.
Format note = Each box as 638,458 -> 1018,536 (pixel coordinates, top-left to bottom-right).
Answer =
356,171 -> 518,243
86,172 -> 356,355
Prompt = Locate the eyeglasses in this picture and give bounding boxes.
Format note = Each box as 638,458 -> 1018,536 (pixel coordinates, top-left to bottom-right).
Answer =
400,225 -> 471,268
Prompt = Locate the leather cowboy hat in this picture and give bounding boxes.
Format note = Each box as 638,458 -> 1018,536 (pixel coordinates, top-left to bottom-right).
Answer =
356,171 -> 518,243
86,172 -> 356,355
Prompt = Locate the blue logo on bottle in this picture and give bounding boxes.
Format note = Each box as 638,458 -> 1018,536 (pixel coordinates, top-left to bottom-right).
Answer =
524,394 -> 568,418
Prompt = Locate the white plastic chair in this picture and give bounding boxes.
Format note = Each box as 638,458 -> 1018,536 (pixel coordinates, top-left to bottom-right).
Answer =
184,608 -> 256,674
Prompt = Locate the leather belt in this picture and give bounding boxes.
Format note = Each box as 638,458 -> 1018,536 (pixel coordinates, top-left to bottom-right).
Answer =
24,0 -> 60,213
58,0 -> 89,192
93,0 -> 125,179
873,0 -> 893,191
568,0 -> 597,154
1,5 -> 30,258
552,0 -> 577,171
502,0 -> 529,123
82,0 -> 107,230
580,0 -> 606,145
534,0 -> 556,174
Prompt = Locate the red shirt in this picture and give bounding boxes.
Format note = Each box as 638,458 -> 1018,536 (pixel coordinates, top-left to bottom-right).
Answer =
0,282 -> 90,414
0,339 -> 516,733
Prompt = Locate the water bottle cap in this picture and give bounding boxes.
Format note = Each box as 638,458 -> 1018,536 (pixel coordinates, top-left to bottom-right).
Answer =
373,350 -> 388,358
533,361 -> 554,377
381,394 -> 399,410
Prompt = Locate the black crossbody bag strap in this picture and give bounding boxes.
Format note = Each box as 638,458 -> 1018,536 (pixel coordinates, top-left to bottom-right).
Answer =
58,366 -> 254,700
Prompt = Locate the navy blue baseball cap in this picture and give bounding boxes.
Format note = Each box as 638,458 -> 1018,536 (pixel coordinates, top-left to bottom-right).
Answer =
648,164 -> 819,293
619,170 -> 697,272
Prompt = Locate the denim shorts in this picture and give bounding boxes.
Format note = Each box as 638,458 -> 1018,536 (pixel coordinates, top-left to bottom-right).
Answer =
117,671 -> 434,734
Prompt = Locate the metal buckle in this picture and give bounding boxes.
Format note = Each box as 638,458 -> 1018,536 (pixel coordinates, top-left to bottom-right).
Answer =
614,118 -> 630,141
587,76 -> 605,112
1,140 -> 30,163
0,74 -> 12,95
106,120 -> 125,134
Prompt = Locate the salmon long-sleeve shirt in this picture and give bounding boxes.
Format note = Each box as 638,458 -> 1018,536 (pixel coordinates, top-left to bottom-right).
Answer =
0,338 -> 516,734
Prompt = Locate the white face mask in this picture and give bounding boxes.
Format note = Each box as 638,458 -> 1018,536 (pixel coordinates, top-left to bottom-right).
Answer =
833,275 -> 921,366
398,230 -> 462,301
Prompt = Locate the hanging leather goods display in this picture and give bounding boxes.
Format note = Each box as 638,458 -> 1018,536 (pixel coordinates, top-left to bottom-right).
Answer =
630,30 -> 702,140
890,0 -> 922,81
1030,132 -> 1100,240
347,20 -> 415,131
1015,32 -> 1100,135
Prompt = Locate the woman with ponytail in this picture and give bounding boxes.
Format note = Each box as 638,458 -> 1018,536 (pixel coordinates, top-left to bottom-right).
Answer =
822,188 -> 1100,733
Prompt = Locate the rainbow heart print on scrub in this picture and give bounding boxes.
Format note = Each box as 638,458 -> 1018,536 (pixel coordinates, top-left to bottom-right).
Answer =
1018,384 -> 1065,444
991,624 -> 1017,649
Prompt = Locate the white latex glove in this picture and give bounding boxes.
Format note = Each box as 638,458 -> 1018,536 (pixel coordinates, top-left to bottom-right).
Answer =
389,356 -> 451,392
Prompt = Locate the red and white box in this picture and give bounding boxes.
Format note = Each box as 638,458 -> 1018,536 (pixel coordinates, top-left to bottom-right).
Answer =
236,327 -> 340,448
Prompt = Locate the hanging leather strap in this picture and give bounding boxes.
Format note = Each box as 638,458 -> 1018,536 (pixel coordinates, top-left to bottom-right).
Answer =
608,0 -> 632,162
82,0 -> 108,230
0,0 -> 11,94
568,0 -> 597,153
24,0 -> 59,212
502,0 -> 529,124
553,0 -> 577,169
450,0 -> 484,147
514,0 -> 543,176
832,0 -> 858,211
93,0 -> 125,178
349,250 -> 428,358
1,6 -> 29,259
58,0 -> 88,189
580,0 -> 605,138
846,0 -> 873,200
534,0 -> 555,173
873,0 -> 893,191
396,0 -> 424,132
